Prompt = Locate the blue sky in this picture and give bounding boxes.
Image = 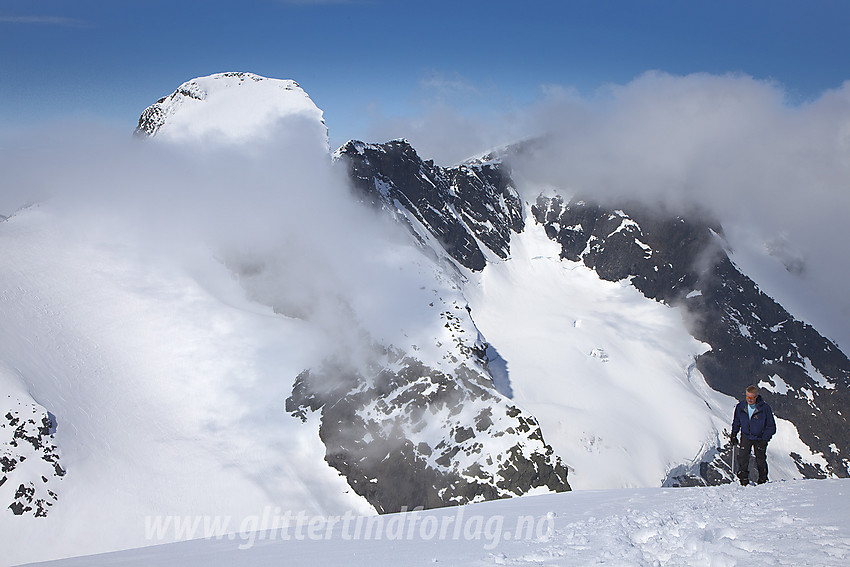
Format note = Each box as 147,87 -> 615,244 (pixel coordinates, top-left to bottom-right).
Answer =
1,0 -> 849,149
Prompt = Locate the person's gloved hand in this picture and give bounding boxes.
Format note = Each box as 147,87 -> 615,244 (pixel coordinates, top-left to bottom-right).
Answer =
730,435 -> 738,446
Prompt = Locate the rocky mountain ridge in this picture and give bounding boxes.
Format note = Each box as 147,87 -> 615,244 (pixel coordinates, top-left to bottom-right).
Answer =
530,195 -> 850,483
127,74 -> 850,496
334,139 -> 524,272
286,347 -> 570,513
332,131 -> 850,487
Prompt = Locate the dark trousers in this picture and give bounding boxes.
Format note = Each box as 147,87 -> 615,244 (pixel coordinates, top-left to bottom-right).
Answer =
737,437 -> 768,484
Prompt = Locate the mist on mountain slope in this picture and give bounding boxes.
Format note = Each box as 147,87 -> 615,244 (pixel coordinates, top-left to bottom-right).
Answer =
0,118 -> 460,374
5,72 -> 848,354
369,71 -> 850,351
0,110 -> 477,565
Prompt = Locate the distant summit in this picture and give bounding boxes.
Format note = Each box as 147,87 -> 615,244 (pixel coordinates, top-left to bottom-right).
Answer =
135,72 -> 327,145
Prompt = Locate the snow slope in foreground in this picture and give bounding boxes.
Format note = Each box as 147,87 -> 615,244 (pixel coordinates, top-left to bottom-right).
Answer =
24,479 -> 850,567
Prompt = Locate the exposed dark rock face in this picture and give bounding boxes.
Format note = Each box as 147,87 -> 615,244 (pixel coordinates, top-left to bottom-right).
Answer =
286,348 -> 570,514
295,139 -> 575,514
135,103 -> 168,137
334,139 -> 524,272
134,75 -> 216,137
331,136 -> 850,489
532,196 -> 850,483
2,401 -> 65,516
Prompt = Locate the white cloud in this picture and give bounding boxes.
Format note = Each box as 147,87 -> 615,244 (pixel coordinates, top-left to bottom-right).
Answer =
420,71 -> 479,98
360,70 -> 850,349
513,72 -> 850,350
0,118 -> 451,375
271,0 -> 360,5
5,71 -> 847,354
0,15 -> 89,27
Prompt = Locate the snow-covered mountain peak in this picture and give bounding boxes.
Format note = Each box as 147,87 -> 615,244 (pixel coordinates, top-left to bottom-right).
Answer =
5,74 -> 850,566
135,72 -> 327,145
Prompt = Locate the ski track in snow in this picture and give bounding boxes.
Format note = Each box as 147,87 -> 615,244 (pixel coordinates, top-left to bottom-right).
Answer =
503,482 -> 850,567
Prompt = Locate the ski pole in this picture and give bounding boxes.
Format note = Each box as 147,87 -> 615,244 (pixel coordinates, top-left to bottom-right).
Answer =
731,442 -> 736,483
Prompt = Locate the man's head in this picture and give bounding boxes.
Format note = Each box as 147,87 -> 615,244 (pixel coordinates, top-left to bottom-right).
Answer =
745,385 -> 759,405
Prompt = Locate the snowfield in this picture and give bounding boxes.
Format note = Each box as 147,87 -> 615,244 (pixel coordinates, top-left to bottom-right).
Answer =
465,216 -> 825,490
23,479 -> 850,566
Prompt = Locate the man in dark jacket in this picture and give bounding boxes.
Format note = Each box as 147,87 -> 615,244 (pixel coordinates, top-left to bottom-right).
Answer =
731,385 -> 777,485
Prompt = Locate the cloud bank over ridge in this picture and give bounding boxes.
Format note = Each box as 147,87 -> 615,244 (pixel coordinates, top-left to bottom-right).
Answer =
2,71 -> 848,349
368,71 -> 850,349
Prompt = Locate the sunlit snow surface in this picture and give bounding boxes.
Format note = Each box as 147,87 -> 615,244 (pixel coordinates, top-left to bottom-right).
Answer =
466,216 -> 820,490
0,206 -> 373,565
138,72 -> 327,146
24,479 -> 850,567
